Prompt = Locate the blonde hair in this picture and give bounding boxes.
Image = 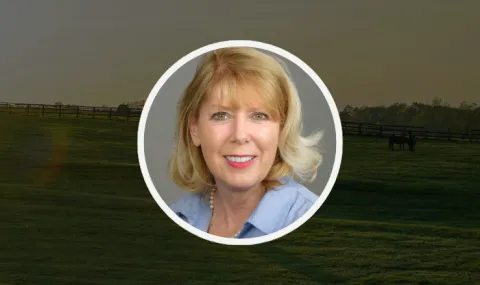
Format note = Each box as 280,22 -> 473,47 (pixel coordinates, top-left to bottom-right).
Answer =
168,47 -> 323,193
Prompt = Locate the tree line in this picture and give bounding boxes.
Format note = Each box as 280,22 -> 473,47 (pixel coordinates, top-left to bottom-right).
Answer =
340,97 -> 480,133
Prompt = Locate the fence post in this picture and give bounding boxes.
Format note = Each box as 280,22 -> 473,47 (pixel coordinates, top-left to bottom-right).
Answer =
42,105 -> 45,117
109,108 -> 112,120
58,105 -> 62,118
126,108 -> 130,121
358,123 -> 362,135
380,125 -> 383,136
93,107 -> 96,119
448,128 -> 451,141
9,104 -> 11,115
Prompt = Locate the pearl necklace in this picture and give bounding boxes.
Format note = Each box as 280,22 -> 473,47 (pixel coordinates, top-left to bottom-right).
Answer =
209,186 -> 242,238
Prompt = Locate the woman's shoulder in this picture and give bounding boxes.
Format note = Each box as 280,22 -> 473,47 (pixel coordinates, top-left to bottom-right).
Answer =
274,177 -> 319,227
247,177 -> 319,235
277,176 -> 319,204
169,191 -> 208,220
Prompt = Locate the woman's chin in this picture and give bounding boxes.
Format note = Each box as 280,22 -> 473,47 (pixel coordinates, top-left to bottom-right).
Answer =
214,171 -> 266,192
223,179 -> 260,192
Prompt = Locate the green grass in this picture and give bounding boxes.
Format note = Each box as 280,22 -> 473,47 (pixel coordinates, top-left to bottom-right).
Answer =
1,114 -> 479,285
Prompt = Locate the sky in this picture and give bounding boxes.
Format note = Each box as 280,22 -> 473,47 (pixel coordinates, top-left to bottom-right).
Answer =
0,0 -> 478,111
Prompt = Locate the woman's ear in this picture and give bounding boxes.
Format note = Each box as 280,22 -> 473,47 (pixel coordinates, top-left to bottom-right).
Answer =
189,119 -> 201,146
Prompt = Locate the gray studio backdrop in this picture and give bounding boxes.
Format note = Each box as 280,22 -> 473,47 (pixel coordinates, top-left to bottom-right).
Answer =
143,49 -> 337,205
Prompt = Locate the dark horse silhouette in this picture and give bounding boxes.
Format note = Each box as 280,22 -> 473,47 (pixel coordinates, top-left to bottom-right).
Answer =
389,134 -> 407,150
407,131 -> 416,152
389,132 -> 416,152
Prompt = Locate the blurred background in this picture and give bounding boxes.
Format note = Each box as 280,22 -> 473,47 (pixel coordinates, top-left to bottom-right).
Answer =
1,1 -> 479,285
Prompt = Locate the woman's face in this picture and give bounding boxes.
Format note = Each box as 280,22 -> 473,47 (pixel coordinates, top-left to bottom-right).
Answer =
189,85 -> 281,191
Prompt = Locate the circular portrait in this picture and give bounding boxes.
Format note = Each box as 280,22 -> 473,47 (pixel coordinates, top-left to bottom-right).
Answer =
138,40 -> 343,245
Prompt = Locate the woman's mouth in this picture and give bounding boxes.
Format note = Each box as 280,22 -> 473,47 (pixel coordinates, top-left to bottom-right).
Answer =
224,155 -> 256,169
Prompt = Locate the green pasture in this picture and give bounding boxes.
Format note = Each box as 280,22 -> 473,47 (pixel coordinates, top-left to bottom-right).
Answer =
1,114 -> 479,285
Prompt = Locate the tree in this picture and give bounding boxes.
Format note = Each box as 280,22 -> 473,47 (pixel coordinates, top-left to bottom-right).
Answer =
459,101 -> 477,110
340,100 -> 480,133
116,104 -> 130,116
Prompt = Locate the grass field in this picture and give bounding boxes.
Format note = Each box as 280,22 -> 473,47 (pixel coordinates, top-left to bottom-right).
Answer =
1,115 -> 479,285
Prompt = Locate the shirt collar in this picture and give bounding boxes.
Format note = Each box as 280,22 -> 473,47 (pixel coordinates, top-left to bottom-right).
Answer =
245,176 -> 299,235
172,176 -> 299,235
171,192 -> 211,231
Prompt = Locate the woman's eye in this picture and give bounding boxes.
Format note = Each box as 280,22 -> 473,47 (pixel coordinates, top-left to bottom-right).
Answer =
252,112 -> 269,120
211,112 -> 229,120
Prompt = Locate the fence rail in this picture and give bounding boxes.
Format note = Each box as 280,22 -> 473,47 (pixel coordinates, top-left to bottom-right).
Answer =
342,121 -> 480,142
0,102 -> 142,121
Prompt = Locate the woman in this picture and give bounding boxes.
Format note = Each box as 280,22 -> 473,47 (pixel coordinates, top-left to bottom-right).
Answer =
168,47 -> 323,239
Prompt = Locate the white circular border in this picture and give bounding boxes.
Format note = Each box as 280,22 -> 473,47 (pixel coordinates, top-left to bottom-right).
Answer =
137,40 -> 344,246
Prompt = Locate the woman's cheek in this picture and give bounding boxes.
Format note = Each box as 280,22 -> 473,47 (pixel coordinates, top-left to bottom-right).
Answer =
254,124 -> 280,141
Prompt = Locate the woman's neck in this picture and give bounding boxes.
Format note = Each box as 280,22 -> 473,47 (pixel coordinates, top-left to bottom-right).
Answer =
211,183 -> 265,234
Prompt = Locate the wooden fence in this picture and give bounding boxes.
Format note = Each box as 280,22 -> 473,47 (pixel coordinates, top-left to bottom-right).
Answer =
2,101 -> 479,143
342,121 -> 480,142
0,102 -> 142,121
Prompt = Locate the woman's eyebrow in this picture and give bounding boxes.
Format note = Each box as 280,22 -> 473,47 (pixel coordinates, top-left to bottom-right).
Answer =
210,104 -> 269,111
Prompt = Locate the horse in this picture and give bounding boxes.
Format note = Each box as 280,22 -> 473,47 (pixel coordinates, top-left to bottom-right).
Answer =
388,134 -> 408,150
407,131 -> 416,152
389,132 -> 417,152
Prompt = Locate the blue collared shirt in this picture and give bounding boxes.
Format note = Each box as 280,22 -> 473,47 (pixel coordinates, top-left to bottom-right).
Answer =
169,177 -> 318,238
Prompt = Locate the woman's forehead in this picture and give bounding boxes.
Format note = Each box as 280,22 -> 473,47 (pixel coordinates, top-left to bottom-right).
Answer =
205,83 -> 274,109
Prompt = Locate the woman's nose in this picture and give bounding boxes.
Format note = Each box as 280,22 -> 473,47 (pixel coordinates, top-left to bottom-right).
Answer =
231,115 -> 250,144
